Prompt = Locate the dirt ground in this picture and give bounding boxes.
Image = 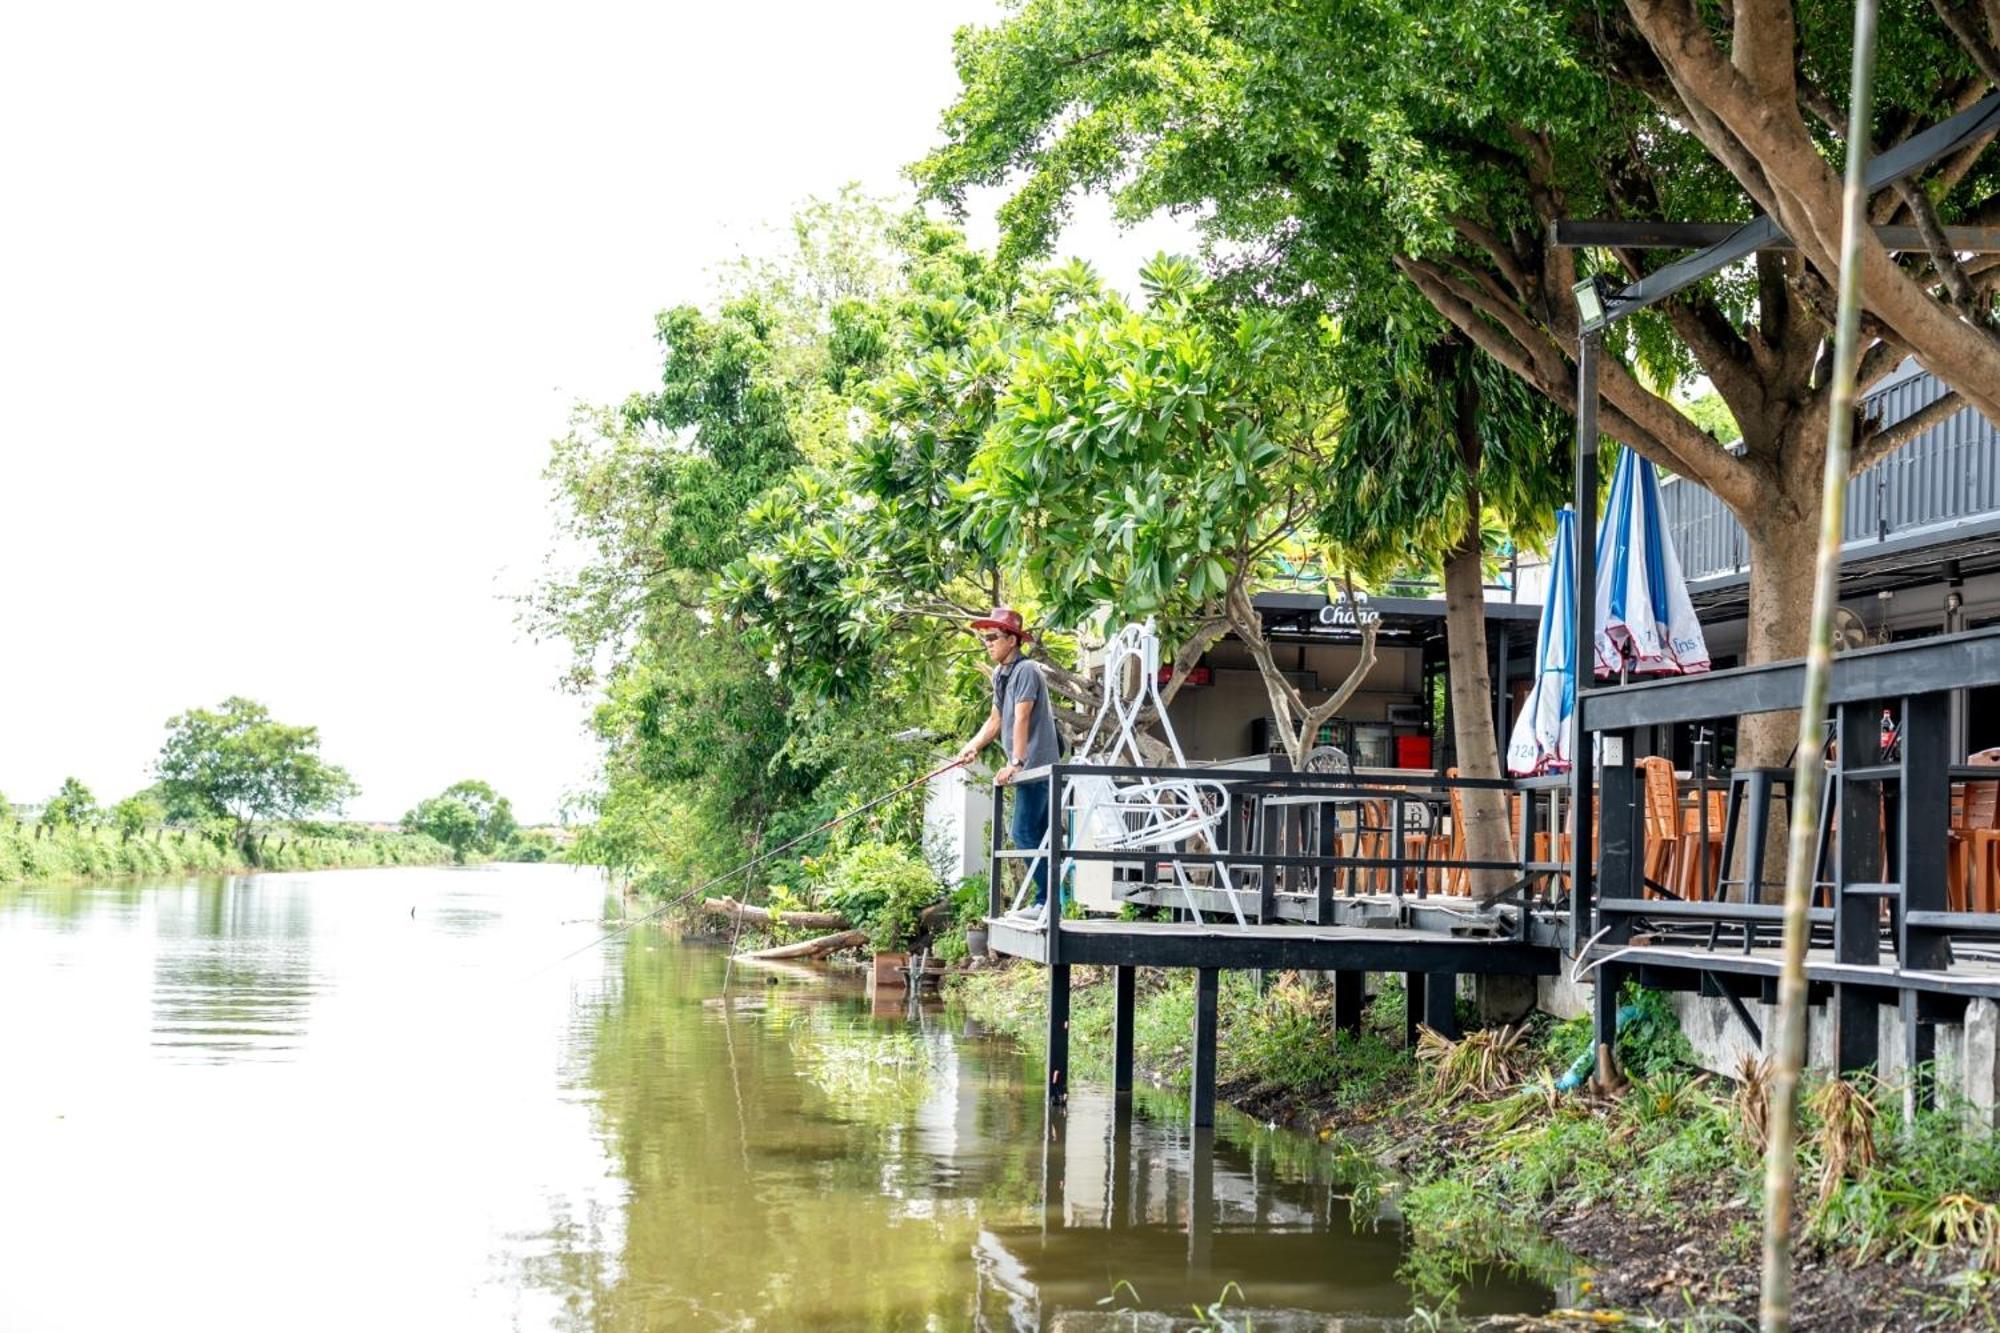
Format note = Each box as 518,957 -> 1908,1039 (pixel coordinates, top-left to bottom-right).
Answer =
1218,1072 -> 1988,1331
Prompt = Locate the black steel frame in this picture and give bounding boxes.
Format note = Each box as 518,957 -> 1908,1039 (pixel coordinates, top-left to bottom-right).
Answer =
1574,625 -> 2000,1090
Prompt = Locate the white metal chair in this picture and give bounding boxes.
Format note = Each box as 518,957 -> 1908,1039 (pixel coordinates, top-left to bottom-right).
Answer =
1044,621 -> 1247,927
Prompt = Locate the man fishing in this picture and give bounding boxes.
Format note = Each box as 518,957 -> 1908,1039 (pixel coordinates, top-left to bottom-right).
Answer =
954,607 -> 1060,906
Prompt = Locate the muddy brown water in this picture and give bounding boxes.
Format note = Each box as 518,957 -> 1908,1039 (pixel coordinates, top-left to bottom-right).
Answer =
0,864 -> 1564,1330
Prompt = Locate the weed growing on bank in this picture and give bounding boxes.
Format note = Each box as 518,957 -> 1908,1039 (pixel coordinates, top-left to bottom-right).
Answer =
0,821 -> 453,885
950,962 -> 2000,1322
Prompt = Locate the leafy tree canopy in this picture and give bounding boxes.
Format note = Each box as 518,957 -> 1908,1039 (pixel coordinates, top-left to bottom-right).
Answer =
155,697 -> 358,835
42,777 -> 99,828
403,780 -> 516,861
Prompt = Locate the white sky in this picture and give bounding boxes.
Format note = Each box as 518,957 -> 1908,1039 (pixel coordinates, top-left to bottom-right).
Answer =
0,0 -> 1192,824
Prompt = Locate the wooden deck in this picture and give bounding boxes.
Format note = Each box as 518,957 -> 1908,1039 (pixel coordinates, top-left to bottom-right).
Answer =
986,913 -> 1558,975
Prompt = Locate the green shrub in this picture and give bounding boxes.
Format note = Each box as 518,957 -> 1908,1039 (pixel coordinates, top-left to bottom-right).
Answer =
817,841 -> 942,951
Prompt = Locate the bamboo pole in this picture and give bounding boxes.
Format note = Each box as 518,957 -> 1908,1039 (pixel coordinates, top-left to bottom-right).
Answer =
1759,2 -> 1880,1328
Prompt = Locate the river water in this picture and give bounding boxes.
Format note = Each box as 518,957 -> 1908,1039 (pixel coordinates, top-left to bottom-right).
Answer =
0,864 -> 1559,1330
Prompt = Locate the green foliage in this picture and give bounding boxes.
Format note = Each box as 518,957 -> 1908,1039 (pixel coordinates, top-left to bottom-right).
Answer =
963,255 -> 1385,644
40,777 -> 99,828
0,821 -> 450,886
1617,979 -> 1699,1078
403,779 -> 516,862
155,697 -> 358,837
1681,389 -> 1741,445
110,790 -> 166,838
817,840 -> 942,951
499,828 -> 559,863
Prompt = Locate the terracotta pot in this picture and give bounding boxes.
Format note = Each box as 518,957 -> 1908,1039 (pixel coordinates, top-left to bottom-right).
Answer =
871,951 -> 909,989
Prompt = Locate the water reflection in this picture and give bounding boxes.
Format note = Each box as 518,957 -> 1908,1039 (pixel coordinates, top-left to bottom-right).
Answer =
0,867 -> 1561,1331
150,877 -> 317,1061
556,930 -> 1558,1330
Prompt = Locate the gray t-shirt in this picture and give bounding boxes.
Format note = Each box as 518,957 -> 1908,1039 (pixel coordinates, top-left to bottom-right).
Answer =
992,655 -> 1061,771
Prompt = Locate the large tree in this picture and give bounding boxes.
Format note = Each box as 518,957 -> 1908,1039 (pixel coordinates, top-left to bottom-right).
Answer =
914,0 -> 1992,766
969,253 -> 1380,768
403,780 -> 516,863
1320,324 -> 1571,897
537,196 -> 953,895
155,697 -> 358,844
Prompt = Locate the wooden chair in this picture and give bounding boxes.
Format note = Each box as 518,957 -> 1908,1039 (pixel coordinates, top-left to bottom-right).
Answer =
1637,757 -> 1681,898
1676,787 -> 1727,900
1961,750 -> 2000,913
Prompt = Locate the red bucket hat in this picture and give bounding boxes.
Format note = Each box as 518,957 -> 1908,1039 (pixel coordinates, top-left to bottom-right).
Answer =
969,606 -> 1034,642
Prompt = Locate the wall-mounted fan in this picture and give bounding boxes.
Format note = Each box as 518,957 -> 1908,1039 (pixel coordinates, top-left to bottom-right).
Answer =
1833,606 -> 1872,653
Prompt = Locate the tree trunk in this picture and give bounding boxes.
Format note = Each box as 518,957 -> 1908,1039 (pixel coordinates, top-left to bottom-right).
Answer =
1445,352 -> 1515,904
733,929 -> 868,960
1444,536 -> 1515,903
1736,513 -> 1820,900
701,896 -> 851,931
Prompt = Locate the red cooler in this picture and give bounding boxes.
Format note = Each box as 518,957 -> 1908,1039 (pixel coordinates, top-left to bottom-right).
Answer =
1395,735 -> 1433,770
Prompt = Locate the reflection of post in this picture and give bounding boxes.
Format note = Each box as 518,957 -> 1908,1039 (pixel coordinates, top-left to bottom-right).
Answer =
1188,1130 -> 1214,1271
1111,965 -> 1136,1097
1191,967 -> 1220,1129
1040,1100 -> 1067,1236
1108,1097 -> 1134,1229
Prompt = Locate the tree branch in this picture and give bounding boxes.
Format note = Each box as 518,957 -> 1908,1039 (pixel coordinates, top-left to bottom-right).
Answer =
1853,388 -> 1966,473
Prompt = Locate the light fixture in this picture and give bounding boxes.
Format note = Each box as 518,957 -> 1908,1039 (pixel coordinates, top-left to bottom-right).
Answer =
1571,274 -> 1618,333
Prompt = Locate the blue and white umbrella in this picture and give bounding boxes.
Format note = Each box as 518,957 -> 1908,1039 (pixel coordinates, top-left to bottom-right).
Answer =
1593,447 -> 1712,678
1507,508 -> 1578,776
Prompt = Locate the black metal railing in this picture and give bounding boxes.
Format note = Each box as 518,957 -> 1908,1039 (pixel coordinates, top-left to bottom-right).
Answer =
1573,624 -> 2000,1078
987,763 -> 1573,958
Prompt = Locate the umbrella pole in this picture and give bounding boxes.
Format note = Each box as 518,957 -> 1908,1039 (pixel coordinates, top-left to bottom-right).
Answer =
1759,1 -> 1879,1327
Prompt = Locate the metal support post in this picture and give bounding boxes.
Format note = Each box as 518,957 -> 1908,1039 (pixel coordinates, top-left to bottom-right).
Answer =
1047,765 -> 1066,962
1333,970 -> 1364,1036
1404,970 -> 1424,1051
1191,967 -> 1220,1129
989,781 -> 1006,919
1047,962 -> 1071,1106
1569,330 -> 1602,954
1597,731 -> 1640,943
1835,702 -> 1882,1074
1423,972 -> 1459,1041
1902,989 -> 1936,1113
1594,961 -> 1625,1081
1899,693 -> 1951,971
1112,965 -> 1136,1097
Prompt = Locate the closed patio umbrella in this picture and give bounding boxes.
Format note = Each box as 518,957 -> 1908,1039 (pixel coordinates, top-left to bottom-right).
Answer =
1507,508 -> 1578,776
1593,446 -> 1711,679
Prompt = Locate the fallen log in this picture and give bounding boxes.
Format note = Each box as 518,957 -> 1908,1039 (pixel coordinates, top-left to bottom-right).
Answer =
701,895 -> 850,931
733,929 -> 868,961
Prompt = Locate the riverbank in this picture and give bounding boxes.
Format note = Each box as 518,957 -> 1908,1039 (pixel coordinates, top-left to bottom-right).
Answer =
950,963 -> 2000,1329
0,822 -> 454,885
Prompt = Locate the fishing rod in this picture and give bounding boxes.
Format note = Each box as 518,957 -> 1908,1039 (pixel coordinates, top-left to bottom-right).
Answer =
527,754 -> 974,978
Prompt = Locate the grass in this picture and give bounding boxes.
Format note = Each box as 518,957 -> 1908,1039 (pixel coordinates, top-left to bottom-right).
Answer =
950,962 -> 2000,1322
0,820 -> 454,885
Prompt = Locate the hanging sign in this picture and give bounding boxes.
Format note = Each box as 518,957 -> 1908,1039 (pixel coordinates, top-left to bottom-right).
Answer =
1317,591 -> 1382,627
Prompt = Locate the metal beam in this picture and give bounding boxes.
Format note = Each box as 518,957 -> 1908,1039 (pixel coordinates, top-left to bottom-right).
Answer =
1555,219 -> 2000,252
1578,626 -> 2000,731
1582,92 -> 2000,319
983,917 -> 1557,975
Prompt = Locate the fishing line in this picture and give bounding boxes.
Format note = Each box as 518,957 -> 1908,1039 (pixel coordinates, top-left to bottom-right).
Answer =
521,755 -> 973,981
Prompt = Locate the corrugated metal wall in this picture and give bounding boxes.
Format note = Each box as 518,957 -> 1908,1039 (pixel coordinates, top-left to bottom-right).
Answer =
1663,369 -> 2000,582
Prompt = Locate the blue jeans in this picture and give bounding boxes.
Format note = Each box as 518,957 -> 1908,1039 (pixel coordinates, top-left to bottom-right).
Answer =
1009,777 -> 1051,905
